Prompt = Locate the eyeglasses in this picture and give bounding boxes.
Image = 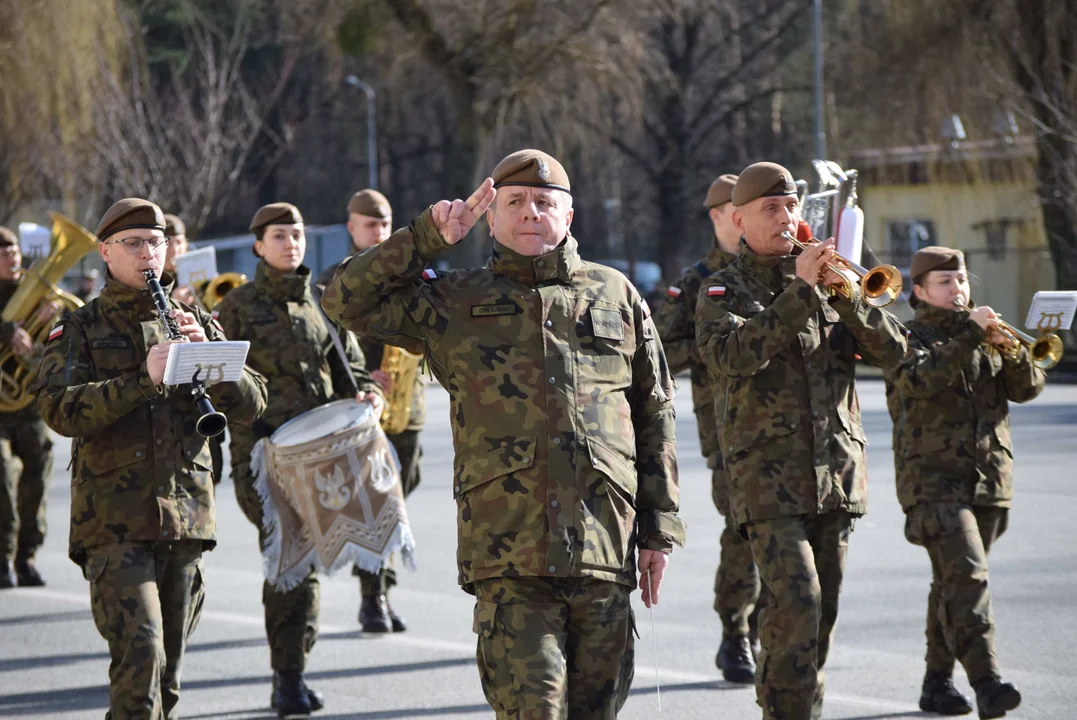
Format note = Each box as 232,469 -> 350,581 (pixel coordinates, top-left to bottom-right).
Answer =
105,236 -> 170,254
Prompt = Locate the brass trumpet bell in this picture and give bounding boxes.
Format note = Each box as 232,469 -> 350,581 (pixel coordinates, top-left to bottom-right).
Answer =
780,231 -> 903,308
955,302 -> 1063,370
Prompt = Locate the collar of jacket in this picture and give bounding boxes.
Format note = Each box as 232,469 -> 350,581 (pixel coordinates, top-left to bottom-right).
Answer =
704,245 -> 736,273
254,261 -> 313,302
487,235 -> 581,286
738,239 -> 797,291
99,270 -> 176,316
915,299 -> 976,334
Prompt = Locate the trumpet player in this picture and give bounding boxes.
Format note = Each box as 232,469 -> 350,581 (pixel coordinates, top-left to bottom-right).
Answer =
0,226 -> 57,588
32,199 -> 267,718
317,189 -> 424,634
884,247 -> 1045,718
215,202 -> 383,718
695,162 -> 907,719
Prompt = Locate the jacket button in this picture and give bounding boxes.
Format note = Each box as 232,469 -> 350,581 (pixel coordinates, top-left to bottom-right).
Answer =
521,457 -> 530,464
156,439 -> 163,446
186,450 -> 193,458
553,438 -> 561,446
162,531 -> 169,538
548,565 -> 556,572
536,260 -> 545,268
544,320 -> 552,328
454,485 -> 461,494
135,451 -> 143,458
550,499 -> 559,508
158,486 -> 165,493
548,377 -> 555,384
790,423 -> 798,430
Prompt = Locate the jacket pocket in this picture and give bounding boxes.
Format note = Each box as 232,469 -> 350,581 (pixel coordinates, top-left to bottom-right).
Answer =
453,437 -> 535,498
587,437 -> 638,499
837,405 -> 868,445
77,439 -> 148,485
724,414 -> 799,456
582,437 -> 638,569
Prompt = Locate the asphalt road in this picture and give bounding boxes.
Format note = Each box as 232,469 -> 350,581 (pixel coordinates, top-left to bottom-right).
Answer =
2,377 -> 1075,719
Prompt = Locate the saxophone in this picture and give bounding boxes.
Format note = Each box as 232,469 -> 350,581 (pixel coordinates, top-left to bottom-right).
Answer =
379,344 -> 422,435
0,213 -> 98,413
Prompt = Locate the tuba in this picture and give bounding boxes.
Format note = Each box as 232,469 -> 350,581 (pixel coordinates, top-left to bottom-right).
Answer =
200,271 -> 248,311
0,213 -> 98,412
379,345 -> 422,435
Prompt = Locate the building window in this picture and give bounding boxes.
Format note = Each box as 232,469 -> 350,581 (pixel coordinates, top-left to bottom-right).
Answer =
887,219 -> 936,267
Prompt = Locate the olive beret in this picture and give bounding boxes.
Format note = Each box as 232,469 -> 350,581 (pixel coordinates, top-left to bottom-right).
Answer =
492,149 -> 570,193
250,202 -> 303,232
732,162 -> 797,207
911,246 -> 965,283
96,198 -> 166,241
0,226 -> 16,248
704,174 -> 738,209
163,214 -> 186,238
346,189 -> 391,219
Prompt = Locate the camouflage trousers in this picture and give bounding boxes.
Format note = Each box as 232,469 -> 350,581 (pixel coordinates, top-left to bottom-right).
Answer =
234,461 -> 320,673
710,456 -> 764,639
472,577 -> 635,720
746,511 -> 855,720
83,540 -> 205,720
904,503 -> 1008,683
0,414 -> 54,562
356,429 -> 422,596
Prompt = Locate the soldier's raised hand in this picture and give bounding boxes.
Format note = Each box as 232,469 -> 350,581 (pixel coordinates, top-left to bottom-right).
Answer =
432,178 -> 496,245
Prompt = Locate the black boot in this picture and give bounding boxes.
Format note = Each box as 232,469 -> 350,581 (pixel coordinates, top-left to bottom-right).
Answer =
0,560 -> 15,589
15,559 -> 45,587
973,676 -> 1021,719
386,598 -> 407,632
715,634 -> 756,684
359,594 -> 392,633
271,672 -> 323,713
272,670 -> 313,718
919,669 -> 973,715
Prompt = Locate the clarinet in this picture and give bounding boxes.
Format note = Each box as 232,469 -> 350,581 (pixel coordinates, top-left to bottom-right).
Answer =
144,269 -> 228,438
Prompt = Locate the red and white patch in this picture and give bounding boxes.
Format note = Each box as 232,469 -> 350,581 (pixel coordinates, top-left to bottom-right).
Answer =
707,286 -> 727,297
211,310 -> 220,320
666,286 -> 682,298
421,269 -> 438,281
48,324 -> 64,342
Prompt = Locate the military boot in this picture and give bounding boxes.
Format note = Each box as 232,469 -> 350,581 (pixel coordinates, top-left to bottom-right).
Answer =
919,669 -> 973,715
15,558 -> 45,587
0,559 -> 15,589
272,670 -> 313,718
271,671 -> 323,713
972,676 -> 1021,719
359,594 -> 392,633
386,598 -> 407,632
715,634 -> 756,684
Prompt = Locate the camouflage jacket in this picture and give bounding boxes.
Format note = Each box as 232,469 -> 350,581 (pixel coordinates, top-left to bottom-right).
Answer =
321,210 -> 686,592
884,303 -> 1045,511
695,244 -> 907,525
654,245 -> 735,461
215,262 -> 379,478
33,273 -> 268,566
318,260 -> 426,432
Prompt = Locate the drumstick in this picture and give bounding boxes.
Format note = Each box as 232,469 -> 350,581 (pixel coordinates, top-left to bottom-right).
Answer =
647,567 -> 661,712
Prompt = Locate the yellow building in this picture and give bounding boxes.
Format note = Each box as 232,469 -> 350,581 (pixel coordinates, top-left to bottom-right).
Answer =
850,136 -> 1056,324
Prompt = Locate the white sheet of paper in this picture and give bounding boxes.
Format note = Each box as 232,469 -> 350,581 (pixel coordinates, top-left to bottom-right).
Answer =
175,247 -> 218,289
1024,291 -> 1077,332
18,222 -> 51,258
164,341 -> 250,386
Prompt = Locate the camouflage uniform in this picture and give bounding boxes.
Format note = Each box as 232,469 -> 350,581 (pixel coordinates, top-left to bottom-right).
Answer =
884,303 -> 1045,684
318,260 -> 426,598
695,244 -> 907,719
654,246 -> 763,640
33,272 -> 267,719
0,277 -> 55,574
215,261 -> 379,673
322,209 -> 686,719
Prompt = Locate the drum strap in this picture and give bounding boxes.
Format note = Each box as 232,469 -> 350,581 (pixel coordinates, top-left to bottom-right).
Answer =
312,286 -> 359,394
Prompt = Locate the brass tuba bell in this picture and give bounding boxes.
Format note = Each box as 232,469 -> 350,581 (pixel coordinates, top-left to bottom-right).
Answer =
200,272 -> 248,311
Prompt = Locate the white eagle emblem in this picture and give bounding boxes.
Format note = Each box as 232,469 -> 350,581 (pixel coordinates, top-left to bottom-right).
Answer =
537,158 -> 550,181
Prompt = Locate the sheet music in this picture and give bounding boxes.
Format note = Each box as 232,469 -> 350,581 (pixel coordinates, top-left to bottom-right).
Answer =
163,341 -> 250,386
175,246 -> 218,288
1023,291 -> 1077,332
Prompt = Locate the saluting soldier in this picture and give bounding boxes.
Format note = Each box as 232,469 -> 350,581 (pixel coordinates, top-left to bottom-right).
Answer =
0,226 -> 57,588
322,149 -> 687,719
32,199 -> 268,718
884,247 -> 1043,719
215,202 -> 382,719
696,162 -> 907,720
654,173 -> 763,683
317,189 -> 424,634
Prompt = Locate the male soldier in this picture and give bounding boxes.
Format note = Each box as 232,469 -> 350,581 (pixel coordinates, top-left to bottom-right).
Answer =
885,247 -> 1043,719
322,149 -> 687,718
0,226 -> 57,588
696,162 -> 907,720
33,199 -> 267,718
164,213 -> 195,304
654,173 -> 763,683
216,202 -> 382,718
317,189 -> 423,633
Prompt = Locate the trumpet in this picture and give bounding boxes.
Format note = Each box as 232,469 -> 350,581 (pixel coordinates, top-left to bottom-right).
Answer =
781,230 -> 903,308
954,302 -> 1063,370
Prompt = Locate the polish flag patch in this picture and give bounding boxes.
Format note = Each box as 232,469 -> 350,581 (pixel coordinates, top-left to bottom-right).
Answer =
421,269 -> 438,281
48,324 -> 64,341
666,286 -> 682,298
211,310 -> 220,320
707,286 -> 726,297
